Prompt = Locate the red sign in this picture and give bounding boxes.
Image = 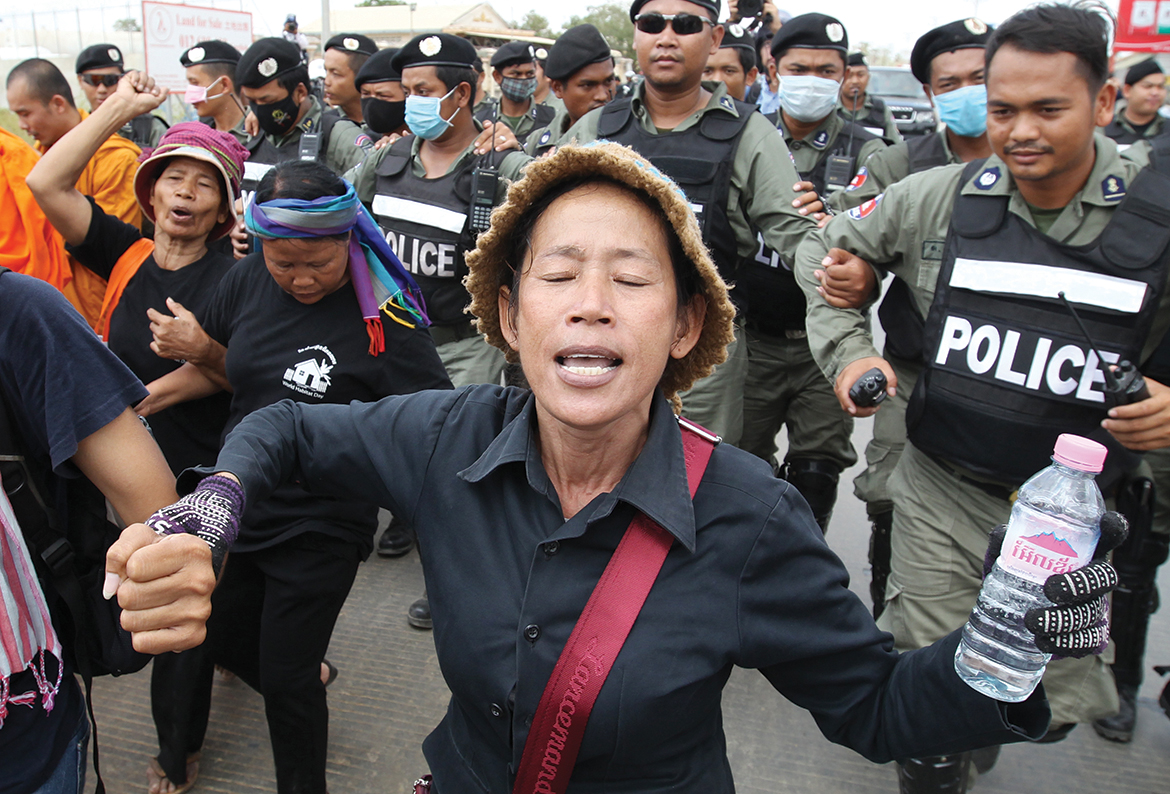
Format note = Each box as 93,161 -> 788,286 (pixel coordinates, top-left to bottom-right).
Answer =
1117,0 -> 1170,53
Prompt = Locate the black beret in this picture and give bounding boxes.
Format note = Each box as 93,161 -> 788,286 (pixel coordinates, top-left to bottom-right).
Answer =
770,13 -> 848,58
76,43 -> 123,74
719,22 -> 756,54
491,41 -> 537,69
847,52 -> 867,68
473,58 -> 485,74
392,33 -> 479,71
629,0 -> 718,22
325,33 -> 378,57
237,38 -> 304,89
909,19 -> 992,84
1125,59 -> 1164,86
180,41 -> 242,68
544,25 -> 613,81
355,48 -> 401,88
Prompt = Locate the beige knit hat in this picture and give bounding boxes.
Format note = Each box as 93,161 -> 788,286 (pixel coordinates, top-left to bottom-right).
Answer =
464,142 -> 735,404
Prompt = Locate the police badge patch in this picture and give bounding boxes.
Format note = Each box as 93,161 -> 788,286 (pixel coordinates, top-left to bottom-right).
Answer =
1102,175 -> 1126,202
964,18 -> 988,35
975,167 -> 1001,189
826,23 -> 845,43
259,58 -> 278,78
813,130 -> 830,148
848,194 -> 884,219
420,37 -> 443,57
187,47 -> 206,63
846,166 -> 868,192
344,37 -> 360,51
539,130 -> 552,146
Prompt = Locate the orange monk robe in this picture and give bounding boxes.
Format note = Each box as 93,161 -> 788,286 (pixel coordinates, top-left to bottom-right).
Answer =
0,128 -> 71,291
38,109 -> 143,327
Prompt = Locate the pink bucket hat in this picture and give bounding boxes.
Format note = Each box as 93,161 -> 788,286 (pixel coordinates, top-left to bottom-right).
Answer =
133,122 -> 249,241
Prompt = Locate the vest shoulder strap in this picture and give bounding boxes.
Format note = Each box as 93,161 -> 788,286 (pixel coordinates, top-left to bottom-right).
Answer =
597,97 -> 634,138
871,96 -> 886,113
95,238 -> 155,342
375,136 -> 415,178
532,103 -> 557,128
906,132 -> 950,173
698,100 -> 756,142
1100,165 -> 1170,270
949,158 -> 1007,238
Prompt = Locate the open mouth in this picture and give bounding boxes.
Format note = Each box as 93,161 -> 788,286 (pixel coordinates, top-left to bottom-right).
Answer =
557,353 -> 622,376
170,206 -> 194,221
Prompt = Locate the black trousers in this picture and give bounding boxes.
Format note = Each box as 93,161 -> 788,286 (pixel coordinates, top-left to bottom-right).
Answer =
152,530 -> 361,794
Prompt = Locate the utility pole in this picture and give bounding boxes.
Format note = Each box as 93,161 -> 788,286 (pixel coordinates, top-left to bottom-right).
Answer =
322,0 -> 331,50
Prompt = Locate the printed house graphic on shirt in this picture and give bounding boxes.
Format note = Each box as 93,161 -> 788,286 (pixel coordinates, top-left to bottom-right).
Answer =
283,358 -> 333,394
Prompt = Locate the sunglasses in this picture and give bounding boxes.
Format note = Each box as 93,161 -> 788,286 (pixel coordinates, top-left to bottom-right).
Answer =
80,73 -> 122,88
633,13 -> 713,36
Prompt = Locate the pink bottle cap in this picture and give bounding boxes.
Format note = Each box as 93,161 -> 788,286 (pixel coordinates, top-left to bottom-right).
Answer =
1053,434 -> 1107,473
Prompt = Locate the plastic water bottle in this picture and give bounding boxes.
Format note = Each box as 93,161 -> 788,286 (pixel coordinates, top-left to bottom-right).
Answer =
954,434 -> 1106,702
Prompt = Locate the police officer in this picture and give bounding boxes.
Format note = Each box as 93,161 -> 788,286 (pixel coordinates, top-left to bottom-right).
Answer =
354,48 -> 408,141
838,52 -> 902,141
479,41 -> 557,143
322,33 -> 378,126
796,5 -> 1165,788
349,33 -> 529,609
526,25 -> 617,157
234,38 -> 372,204
75,43 -> 168,148
829,18 -> 994,618
701,23 -> 758,102
1103,59 -> 1167,148
181,41 -> 248,145
735,13 -> 890,529
562,0 -> 823,459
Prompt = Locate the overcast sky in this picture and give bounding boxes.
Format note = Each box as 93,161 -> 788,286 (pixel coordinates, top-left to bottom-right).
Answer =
7,0 -> 1122,60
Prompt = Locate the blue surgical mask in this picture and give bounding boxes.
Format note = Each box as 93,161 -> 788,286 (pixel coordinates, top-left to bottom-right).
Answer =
779,75 -> 841,123
935,84 -> 987,138
405,86 -> 460,140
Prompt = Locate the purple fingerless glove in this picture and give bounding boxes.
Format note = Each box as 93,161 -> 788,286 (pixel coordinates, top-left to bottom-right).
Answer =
145,474 -> 245,576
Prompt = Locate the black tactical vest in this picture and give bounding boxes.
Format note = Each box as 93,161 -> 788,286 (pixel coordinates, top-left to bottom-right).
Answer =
370,137 -> 475,326
475,102 -> 557,145
735,118 -> 880,336
877,131 -> 952,361
240,113 -> 340,200
906,158 -> 1170,484
596,96 -> 753,279
1102,118 -> 1149,147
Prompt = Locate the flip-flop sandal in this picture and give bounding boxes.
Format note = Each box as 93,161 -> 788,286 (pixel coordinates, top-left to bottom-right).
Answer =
147,753 -> 200,794
323,659 -> 339,688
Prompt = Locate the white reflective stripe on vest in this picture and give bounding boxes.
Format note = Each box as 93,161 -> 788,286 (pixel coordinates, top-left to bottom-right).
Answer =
243,161 -> 274,182
950,258 -> 1148,314
372,195 -> 467,234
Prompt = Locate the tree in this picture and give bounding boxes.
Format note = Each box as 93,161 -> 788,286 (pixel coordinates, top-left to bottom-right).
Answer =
511,11 -> 554,40
113,18 -> 141,32
565,2 -> 632,60
356,0 -> 407,5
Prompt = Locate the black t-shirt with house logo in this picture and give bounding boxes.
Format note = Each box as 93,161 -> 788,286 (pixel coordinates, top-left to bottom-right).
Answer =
201,252 -> 451,555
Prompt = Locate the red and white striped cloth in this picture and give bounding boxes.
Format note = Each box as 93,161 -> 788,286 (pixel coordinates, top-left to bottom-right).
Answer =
0,471 -> 62,727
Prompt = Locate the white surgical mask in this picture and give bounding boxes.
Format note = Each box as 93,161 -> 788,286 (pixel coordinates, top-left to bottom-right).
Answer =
779,75 -> 841,123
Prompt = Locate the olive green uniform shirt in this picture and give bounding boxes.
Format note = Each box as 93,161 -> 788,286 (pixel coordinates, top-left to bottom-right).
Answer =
774,109 -> 890,198
830,129 -> 963,211
795,137 -> 1170,384
562,81 -> 817,269
523,104 -> 573,156
836,93 -> 903,142
116,113 -> 169,149
258,97 -> 372,177
1109,105 -> 1166,144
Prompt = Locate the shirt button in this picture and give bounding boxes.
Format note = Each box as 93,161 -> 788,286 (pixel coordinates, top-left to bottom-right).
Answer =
542,541 -> 559,556
490,703 -> 503,718
524,623 -> 541,642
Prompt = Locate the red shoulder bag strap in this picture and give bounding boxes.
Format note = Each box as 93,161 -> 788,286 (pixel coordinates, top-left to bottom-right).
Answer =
511,416 -> 718,794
